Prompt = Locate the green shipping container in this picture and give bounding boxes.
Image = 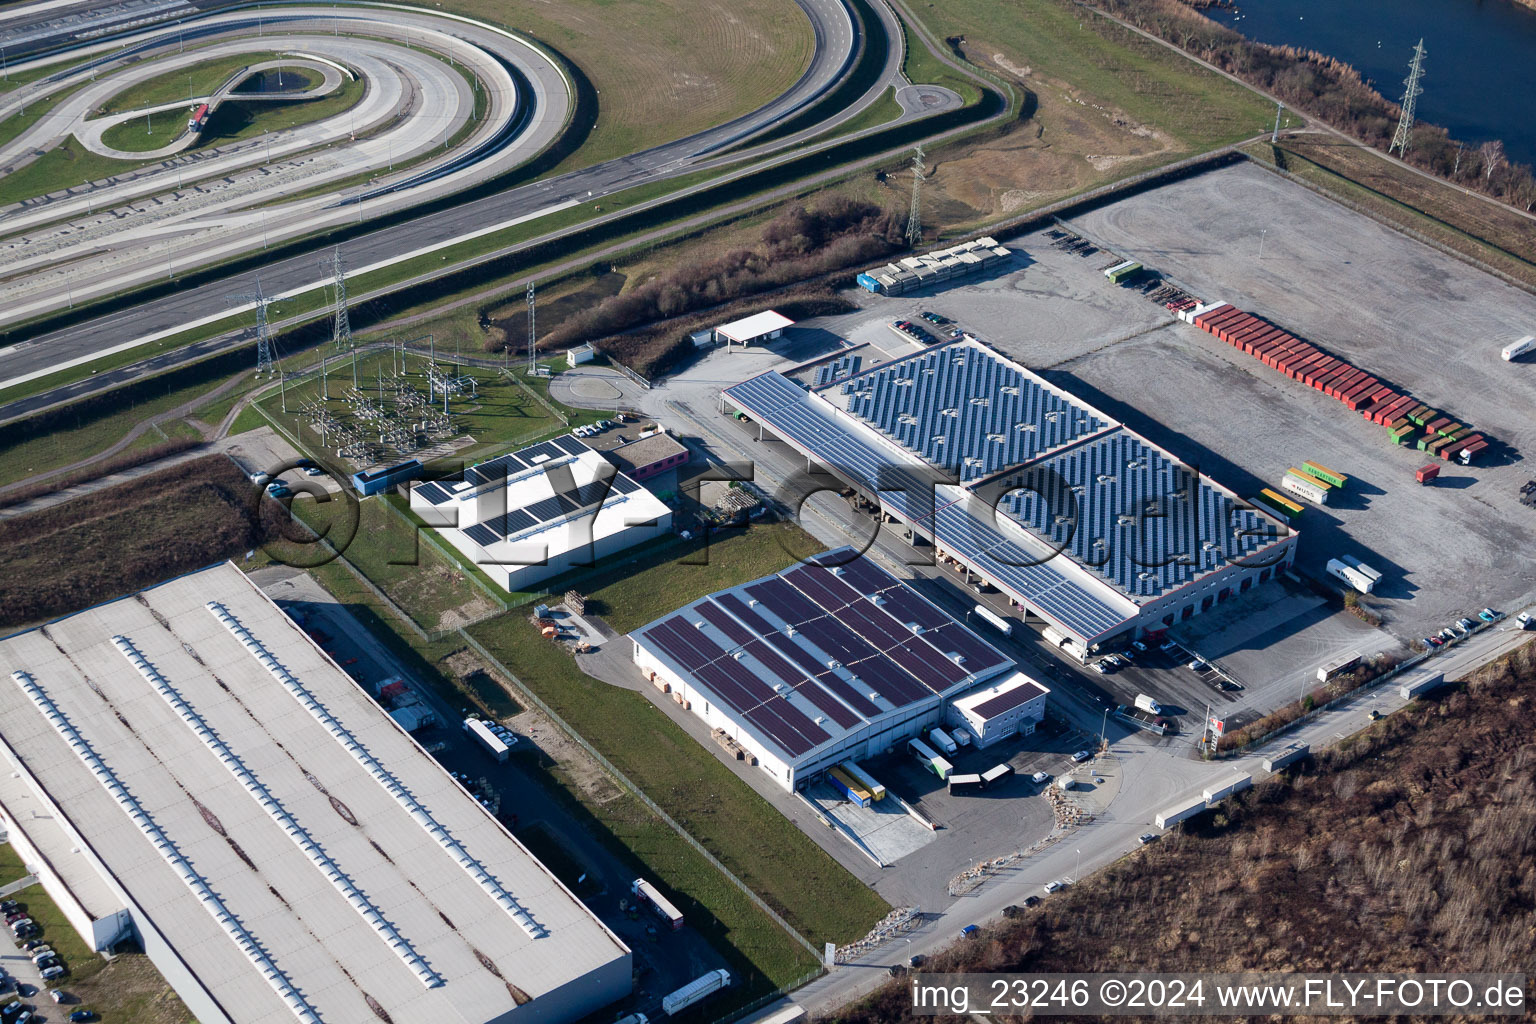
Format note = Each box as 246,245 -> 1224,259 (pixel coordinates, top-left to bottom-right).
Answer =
1409,407 -> 1436,426
1437,421 -> 1464,438
1389,426 -> 1416,445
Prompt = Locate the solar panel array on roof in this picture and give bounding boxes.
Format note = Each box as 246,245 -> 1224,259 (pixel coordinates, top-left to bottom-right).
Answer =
971,679 -> 1049,719
725,372 -> 953,526
933,497 -> 1132,641
813,354 -> 863,389
461,435 -> 593,488
993,428 -> 1284,599
840,343 -> 1112,480
413,481 -> 456,506
634,552 -> 1010,763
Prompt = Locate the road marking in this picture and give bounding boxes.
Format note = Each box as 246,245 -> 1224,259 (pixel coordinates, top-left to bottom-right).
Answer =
0,198 -> 580,391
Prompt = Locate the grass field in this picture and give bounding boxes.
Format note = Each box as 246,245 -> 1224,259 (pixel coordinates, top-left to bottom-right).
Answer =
0,138 -> 138,206
0,841 -> 27,884
294,495 -> 503,633
450,0 -> 815,170
98,51 -> 289,115
0,370 -> 228,489
915,0 -> 1272,150
582,521 -> 826,633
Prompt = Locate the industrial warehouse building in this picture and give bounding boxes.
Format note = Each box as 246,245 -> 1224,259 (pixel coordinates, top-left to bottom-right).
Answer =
410,434 -> 672,592
0,564 -> 631,1024
631,549 -> 1046,790
723,338 -> 1297,653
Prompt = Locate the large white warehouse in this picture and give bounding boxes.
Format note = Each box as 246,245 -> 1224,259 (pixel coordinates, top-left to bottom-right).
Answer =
410,434 -> 672,593
0,563 -> 631,1024
631,549 -> 1022,790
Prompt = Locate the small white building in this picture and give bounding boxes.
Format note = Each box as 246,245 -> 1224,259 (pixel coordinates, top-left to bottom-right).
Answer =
411,434 -> 672,593
947,672 -> 1050,748
567,342 -> 596,367
714,310 -> 794,348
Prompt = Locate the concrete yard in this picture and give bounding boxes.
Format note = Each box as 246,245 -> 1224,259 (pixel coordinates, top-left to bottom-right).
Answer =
803,782 -> 938,867
813,162 -> 1536,642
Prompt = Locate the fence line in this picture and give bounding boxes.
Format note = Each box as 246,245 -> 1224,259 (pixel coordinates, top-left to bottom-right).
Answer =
455,629 -> 822,959
500,368 -> 571,426
710,970 -> 823,1024
373,496 -> 512,613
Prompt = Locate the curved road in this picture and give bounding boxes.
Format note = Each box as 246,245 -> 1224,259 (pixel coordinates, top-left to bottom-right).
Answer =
0,0 -> 972,414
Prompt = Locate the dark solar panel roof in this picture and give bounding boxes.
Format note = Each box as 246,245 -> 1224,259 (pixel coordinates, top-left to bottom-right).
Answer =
839,343 -> 1113,481
991,428 -> 1287,600
969,679 -> 1049,719
414,481 -> 455,506
634,549 -> 1011,763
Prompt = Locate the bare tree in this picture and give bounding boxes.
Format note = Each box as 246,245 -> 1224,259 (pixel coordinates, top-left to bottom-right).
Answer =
1480,139 -> 1504,183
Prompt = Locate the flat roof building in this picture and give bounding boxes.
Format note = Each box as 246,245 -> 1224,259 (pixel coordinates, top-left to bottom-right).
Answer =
948,673 -> 1049,748
722,338 -> 1296,651
0,563 -> 631,1024
631,549 -> 1019,790
410,434 -> 672,592
600,431 -> 690,482
714,310 -> 793,348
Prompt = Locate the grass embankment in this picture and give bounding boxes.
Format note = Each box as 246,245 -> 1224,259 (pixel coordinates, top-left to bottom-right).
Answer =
1250,139 -> 1536,291
0,455 -> 282,631
922,0 -> 1273,150
98,52 -> 290,115
0,842 -> 27,883
835,638 -> 1536,1022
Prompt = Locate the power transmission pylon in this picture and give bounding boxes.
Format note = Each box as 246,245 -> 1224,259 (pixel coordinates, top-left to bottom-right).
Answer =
1389,39 -> 1427,156
1271,101 -> 1284,144
905,145 -> 925,247
226,280 -> 275,375
321,246 -> 352,399
525,280 -> 536,375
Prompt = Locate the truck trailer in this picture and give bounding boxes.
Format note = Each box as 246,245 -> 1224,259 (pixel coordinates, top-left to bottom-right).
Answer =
928,728 -> 959,755
663,970 -> 730,1016
826,767 -> 872,807
1261,742 -> 1310,773
840,761 -> 886,801
463,718 -> 510,762
1326,557 -> 1376,593
1502,335 -> 1535,361
947,773 -> 985,795
972,604 -> 1013,636
633,878 -> 685,931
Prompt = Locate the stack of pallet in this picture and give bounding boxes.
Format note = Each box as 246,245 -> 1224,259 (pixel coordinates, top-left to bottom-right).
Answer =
1186,303 -> 1489,464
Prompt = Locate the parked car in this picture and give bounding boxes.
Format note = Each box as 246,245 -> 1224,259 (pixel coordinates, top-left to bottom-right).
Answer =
305,466 -> 325,476
0,901 -> 20,914
1188,659 -> 1208,672
1479,608 -> 1499,621
1367,709 -> 1382,721
1070,749 -> 1092,763
1131,640 -> 1147,652
46,993 -> 63,1006
1159,640 -> 1180,653
1030,771 -> 1051,784
70,1012 -> 97,1023
1044,880 -> 1067,894
1022,895 -> 1041,907
959,924 -> 980,938
908,954 -> 926,968
37,967 -> 63,982
4,913 -> 25,925
18,941 -> 40,952
1138,833 -> 1159,845
1423,636 -> 1443,648
27,949 -> 52,964
1457,617 -> 1475,632
1092,662 -> 1109,675
8,918 -> 32,932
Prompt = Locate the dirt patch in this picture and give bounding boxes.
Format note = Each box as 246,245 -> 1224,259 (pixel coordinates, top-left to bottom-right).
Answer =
486,271 -> 627,356
511,703 -> 627,807
65,954 -> 191,1024
436,593 -> 498,631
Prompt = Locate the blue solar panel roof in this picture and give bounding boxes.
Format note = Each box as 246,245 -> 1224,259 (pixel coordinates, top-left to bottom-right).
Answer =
839,343 -> 1113,481
989,428 -> 1285,600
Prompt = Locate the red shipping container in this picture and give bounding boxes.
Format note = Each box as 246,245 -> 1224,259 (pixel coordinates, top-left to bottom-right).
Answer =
1196,303 -> 1238,325
1424,417 -> 1451,435
1379,396 -> 1415,424
1292,352 -> 1327,377
1327,369 -> 1365,398
1222,317 -> 1259,344
1304,359 -> 1340,387
1365,389 -> 1398,420
1459,440 -> 1489,462
1415,464 -> 1440,484
1231,322 -> 1266,348
1193,304 -> 1236,328
1344,376 -> 1378,402
1442,433 -> 1483,460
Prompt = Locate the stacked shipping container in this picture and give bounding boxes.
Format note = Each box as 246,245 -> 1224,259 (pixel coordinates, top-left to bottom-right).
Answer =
1187,304 -> 1490,463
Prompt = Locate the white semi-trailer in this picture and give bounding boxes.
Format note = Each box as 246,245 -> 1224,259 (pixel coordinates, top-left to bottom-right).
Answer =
972,604 -> 1013,636
1501,335 -> 1534,361
1326,557 -> 1376,593
663,970 -> 730,1016
463,718 -> 509,762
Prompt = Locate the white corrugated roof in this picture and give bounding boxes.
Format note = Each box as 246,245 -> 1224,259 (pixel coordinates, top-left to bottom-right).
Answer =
0,565 -> 629,1024
715,310 -> 794,342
